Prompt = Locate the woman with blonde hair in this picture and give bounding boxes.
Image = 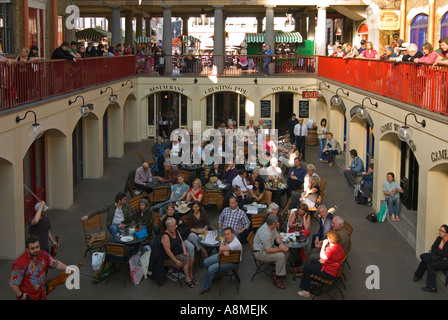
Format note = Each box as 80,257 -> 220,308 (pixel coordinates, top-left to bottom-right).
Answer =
186,178 -> 204,203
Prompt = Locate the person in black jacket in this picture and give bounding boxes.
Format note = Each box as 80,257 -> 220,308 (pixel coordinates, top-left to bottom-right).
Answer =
413,224 -> 448,292
51,42 -> 76,61
287,113 -> 299,145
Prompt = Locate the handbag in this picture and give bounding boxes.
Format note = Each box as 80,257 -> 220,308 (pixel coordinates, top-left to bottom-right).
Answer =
134,226 -> 148,239
420,252 -> 441,264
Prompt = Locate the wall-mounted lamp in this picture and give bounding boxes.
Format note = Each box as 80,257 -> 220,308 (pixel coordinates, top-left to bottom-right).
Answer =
193,77 -> 198,86
15,110 -> 44,139
254,78 -> 258,87
69,95 -> 94,118
200,8 -> 207,21
100,87 -> 118,103
356,97 -> 378,119
121,80 -> 134,93
318,81 -> 330,96
398,113 -> 426,142
330,88 -> 349,107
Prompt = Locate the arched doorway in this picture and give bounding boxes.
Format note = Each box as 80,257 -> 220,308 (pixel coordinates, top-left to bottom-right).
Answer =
358,23 -> 368,41
410,14 -> 428,50
205,91 -> 247,128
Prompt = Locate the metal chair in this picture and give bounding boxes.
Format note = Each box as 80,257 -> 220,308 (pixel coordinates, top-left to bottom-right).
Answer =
310,254 -> 349,300
247,231 -> 275,281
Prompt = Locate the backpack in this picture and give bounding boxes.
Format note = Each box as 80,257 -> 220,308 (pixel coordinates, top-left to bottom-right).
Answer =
355,189 -> 367,205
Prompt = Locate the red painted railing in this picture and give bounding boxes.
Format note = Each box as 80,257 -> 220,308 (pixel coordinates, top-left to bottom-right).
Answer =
317,56 -> 448,115
0,55 -> 136,109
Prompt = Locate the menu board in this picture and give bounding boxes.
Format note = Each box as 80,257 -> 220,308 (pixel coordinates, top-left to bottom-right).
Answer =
261,100 -> 271,118
299,100 -> 309,118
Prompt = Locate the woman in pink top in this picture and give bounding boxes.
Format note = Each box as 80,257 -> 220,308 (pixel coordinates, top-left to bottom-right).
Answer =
357,41 -> 379,59
414,42 -> 438,64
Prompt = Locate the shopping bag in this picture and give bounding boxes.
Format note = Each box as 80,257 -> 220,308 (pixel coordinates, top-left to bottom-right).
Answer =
129,253 -> 143,285
91,252 -> 105,271
377,202 -> 388,223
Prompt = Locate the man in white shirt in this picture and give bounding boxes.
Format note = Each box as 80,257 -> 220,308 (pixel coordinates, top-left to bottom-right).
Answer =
198,227 -> 242,295
232,169 -> 249,195
294,118 -> 308,161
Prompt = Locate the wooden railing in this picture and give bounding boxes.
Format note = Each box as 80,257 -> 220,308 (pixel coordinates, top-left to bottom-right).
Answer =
317,56 -> 448,115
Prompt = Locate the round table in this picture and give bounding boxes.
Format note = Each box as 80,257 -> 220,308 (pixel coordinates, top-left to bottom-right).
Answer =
147,176 -> 171,189
203,181 -> 230,193
114,231 -> 148,255
181,164 -> 203,184
197,233 -> 221,249
281,233 -> 309,281
265,182 -> 288,206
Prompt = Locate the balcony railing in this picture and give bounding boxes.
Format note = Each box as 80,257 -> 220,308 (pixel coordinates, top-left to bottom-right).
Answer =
1,54 -> 447,117
0,56 -> 136,109
317,56 -> 448,115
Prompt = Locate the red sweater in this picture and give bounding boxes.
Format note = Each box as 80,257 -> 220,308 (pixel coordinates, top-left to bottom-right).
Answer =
321,243 -> 345,277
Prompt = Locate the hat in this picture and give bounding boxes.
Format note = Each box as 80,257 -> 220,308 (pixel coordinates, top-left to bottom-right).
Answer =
34,201 -> 49,212
209,176 -> 219,183
399,42 -> 409,50
177,203 -> 190,214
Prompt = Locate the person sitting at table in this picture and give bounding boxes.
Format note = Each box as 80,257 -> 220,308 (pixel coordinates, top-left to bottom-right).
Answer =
253,177 -> 267,205
157,173 -> 189,217
287,157 -> 307,198
81,192 -> 133,243
134,162 -> 154,194
132,198 -> 154,239
218,197 -> 251,243
161,217 -> 197,288
198,227 -> 243,295
232,168 -> 249,196
285,144 -> 300,168
263,202 -> 280,226
157,160 -> 180,185
170,136 -> 181,158
224,185 -> 254,209
235,148 -> 246,170
186,178 -> 204,204
253,214 -> 289,289
222,161 -> 238,184
266,157 -> 282,182
300,175 -> 321,209
303,164 -> 320,191
287,203 -> 311,277
246,167 -> 260,186
204,162 -> 222,185
297,230 -> 345,298
311,205 -> 333,250
186,201 -> 210,259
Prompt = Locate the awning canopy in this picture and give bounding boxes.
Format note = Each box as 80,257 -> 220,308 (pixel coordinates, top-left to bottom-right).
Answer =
134,36 -> 152,43
183,35 -> 201,43
245,31 -> 303,44
75,28 -> 111,41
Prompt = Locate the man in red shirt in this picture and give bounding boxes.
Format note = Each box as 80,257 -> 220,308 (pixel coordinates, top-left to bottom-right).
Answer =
9,236 -> 72,300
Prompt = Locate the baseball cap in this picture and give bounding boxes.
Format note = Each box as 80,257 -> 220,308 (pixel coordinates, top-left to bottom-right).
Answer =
34,201 -> 49,212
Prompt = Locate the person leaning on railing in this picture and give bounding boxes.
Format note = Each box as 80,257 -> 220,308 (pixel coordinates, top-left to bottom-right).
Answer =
433,37 -> 448,66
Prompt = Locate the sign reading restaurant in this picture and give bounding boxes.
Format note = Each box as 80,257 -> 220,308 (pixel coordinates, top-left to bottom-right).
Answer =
377,10 -> 400,31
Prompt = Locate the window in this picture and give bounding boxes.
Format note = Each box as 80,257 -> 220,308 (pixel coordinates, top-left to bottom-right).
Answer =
441,12 -> 448,39
0,3 -> 13,54
148,95 -> 155,125
206,95 -> 213,126
410,14 -> 428,50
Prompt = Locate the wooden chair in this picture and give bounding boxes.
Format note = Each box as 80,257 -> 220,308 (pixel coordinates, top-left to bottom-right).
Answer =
251,213 -> 266,231
308,179 -> 326,218
82,214 -> 110,257
104,243 -> 129,285
281,209 -> 291,232
149,186 -> 170,203
217,250 -> 242,295
310,254 -> 349,300
179,169 -> 192,185
247,231 -> 275,281
138,149 -> 145,163
129,193 -> 148,212
344,220 -> 353,237
153,212 -> 160,229
205,190 -> 224,211
264,190 -> 272,206
123,170 -> 137,197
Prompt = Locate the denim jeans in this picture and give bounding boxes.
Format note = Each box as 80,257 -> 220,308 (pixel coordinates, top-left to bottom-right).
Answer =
109,224 -> 120,243
263,62 -> 270,75
202,253 -> 237,291
318,138 -> 326,160
385,197 -> 401,216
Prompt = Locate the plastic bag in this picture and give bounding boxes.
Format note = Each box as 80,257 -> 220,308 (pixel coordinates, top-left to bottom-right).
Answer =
129,253 -> 143,285
91,252 -> 105,271
377,202 -> 388,223
140,250 -> 151,279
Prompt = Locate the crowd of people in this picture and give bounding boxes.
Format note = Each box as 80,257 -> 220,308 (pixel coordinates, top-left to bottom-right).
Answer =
328,33 -> 448,67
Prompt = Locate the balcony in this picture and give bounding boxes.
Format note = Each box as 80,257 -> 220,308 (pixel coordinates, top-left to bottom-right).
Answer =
1,55 -> 447,117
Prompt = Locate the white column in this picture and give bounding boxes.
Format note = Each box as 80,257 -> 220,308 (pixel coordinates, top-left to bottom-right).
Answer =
316,6 -> 328,56
213,5 -> 225,74
366,3 -> 381,51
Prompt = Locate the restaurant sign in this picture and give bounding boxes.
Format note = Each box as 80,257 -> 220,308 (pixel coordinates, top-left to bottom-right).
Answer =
378,10 -> 400,31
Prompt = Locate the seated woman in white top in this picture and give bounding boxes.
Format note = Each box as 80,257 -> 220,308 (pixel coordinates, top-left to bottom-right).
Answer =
266,157 -> 282,181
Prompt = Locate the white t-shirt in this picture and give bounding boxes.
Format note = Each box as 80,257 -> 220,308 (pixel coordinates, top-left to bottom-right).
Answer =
222,236 -> 243,261
232,175 -> 248,192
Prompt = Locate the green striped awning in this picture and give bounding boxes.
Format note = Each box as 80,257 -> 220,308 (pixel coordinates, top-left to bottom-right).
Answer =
75,28 -> 111,41
245,32 -> 302,44
134,36 -> 152,43
183,35 -> 201,43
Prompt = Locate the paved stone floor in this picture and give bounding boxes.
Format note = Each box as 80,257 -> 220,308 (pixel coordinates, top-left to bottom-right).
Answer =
1,139 -> 447,302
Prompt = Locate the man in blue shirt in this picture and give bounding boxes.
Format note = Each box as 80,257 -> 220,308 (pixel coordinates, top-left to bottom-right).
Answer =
343,149 -> 364,187
287,157 -> 306,198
